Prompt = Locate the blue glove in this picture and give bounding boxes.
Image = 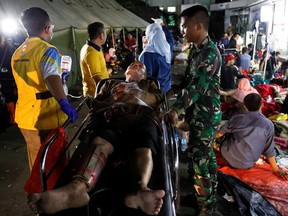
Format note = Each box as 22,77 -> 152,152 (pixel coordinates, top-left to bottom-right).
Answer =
58,98 -> 78,123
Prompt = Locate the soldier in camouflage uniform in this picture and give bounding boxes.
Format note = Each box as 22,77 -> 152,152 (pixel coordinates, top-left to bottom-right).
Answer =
167,5 -> 222,215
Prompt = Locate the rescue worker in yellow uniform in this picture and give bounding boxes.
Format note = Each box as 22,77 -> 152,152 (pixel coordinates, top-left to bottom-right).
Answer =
80,22 -> 110,107
11,7 -> 78,170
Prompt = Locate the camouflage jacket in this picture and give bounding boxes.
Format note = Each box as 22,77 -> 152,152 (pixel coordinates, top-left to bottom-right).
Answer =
173,36 -> 222,129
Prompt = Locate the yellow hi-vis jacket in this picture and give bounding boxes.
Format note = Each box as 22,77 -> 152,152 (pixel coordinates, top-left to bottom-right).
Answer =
11,37 -> 67,130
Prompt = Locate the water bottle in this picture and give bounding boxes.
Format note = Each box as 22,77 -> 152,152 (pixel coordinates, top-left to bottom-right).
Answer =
61,55 -> 72,72
174,132 -> 179,147
60,55 -> 72,95
181,135 -> 188,152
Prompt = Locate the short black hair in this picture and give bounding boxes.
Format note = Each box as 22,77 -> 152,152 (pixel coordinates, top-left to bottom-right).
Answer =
244,93 -> 262,111
233,33 -> 240,37
21,7 -> 50,37
181,4 -> 208,17
247,43 -> 253,48
180,4 -> 209,30
242,47 -> 248,53
87,22 -> 105,40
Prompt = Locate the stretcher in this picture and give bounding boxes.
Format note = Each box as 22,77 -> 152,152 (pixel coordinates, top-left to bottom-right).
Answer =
26,78 -> 179,216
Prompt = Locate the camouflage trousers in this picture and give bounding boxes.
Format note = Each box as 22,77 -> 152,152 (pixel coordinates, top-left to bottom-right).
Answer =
187,125 -> 218,205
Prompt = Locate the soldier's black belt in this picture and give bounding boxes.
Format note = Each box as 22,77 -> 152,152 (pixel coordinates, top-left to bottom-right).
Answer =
36,91 -> 53,100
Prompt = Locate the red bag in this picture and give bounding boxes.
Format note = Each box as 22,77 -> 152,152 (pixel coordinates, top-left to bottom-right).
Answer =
24,127 -> 68,194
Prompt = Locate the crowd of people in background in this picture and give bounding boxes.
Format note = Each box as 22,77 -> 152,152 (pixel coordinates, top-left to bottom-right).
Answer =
99,21 -> 288,101
217,30 -> 284,82
0,34 -> 17,128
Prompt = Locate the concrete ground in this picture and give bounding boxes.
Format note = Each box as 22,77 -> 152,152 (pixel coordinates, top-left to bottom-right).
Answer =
0,64 -> 241,216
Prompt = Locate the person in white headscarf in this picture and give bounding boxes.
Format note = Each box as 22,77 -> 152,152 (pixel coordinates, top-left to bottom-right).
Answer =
139,22 -> 173,93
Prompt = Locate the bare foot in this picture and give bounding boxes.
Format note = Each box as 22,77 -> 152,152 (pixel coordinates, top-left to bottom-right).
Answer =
28,179 -> 89,214
125,189 -> 165,215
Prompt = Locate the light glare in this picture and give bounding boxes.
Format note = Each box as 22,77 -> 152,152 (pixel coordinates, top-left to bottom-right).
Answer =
260,6 -> 273,22
1,18 -> 18,34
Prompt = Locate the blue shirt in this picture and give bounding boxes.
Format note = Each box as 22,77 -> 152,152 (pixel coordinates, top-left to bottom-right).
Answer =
220,38 -> 229,49
139,52 -> 171,93
219,111 -> 276,169
239,53 -> 251,71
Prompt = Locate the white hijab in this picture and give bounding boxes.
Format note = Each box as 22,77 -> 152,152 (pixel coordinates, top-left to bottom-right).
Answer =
139,23 -> 171,64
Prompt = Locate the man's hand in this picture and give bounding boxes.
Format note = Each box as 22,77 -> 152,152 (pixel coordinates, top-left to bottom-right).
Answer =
164,109 -> 179,125
113,92 -> 125,101
58,98 -> 78,123
112,83 -> 137,94
111,83 -> 140,100
274,169 -> 288,180
107,68 -> 113,75
268,156 -> 288,180
111,84 -> 126,94
111,84 -> 127,100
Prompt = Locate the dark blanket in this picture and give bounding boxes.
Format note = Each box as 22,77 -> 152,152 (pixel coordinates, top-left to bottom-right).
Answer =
218,163 -> 288,215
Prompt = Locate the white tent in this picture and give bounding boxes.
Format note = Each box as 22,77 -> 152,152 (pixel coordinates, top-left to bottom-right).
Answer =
0,0 -> 149,30
0,0 -> 149,87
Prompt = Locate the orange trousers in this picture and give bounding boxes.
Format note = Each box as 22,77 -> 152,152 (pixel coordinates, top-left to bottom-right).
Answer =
19,128 -> 52,170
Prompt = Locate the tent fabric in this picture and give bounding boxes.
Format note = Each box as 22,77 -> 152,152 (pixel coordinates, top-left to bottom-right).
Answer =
0,0 -> 149,30
0,0 -> 150,88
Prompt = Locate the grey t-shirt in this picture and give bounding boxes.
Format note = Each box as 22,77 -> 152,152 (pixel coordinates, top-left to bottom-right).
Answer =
219,111 -> 276,169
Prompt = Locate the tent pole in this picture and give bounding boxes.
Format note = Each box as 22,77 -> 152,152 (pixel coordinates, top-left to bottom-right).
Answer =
135,28 -> 138,61
123,28 -> 125,45
252,20 -> 259,69
71,27 -> 80,84
72,27 -> 77,54
111,27 -> 115,48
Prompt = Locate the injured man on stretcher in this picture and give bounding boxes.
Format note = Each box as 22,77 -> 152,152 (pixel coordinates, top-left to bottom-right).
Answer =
28,61 -> 166,215
216,93 -> 288,180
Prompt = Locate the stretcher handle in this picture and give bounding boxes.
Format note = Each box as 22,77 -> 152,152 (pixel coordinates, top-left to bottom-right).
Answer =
40,97 -> 88,192
159,92 -> 179,215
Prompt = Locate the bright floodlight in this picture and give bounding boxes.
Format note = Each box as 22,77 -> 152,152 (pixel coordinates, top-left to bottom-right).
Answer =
1,18 -> 18,35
